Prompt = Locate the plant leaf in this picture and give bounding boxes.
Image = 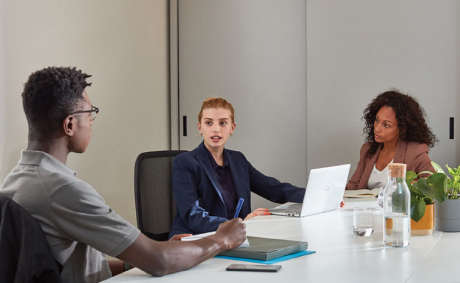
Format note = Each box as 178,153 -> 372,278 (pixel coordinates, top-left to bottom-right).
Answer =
417,174 -> 447,203
423,197 -> 433,205
410,180 -> 422,195
406,171 -> 417,183
446,164 -> 455,176
431,161 -> 445,174
406,171 -> 418,195
411,199 -> 426,222
418,171 -> 434,176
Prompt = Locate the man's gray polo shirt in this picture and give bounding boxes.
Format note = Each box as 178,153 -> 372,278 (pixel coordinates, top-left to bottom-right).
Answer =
1,150 -> 140,283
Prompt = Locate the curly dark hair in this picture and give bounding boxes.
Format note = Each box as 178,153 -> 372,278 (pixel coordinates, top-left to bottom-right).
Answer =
22,67 -> 92,142
363,90 -> 437,157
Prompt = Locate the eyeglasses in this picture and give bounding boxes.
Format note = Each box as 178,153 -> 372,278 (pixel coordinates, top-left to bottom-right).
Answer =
71,106 -> 99,121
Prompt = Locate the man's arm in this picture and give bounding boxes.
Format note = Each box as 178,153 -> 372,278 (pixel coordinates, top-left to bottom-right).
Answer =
115,218 -> 246,277
109,234 -> 192,276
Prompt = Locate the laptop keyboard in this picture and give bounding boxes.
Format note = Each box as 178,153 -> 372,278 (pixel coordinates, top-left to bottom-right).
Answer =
284,208 -> 301,214
272,207 -> 302,216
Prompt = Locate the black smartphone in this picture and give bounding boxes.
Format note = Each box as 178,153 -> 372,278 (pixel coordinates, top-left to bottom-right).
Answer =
226,264 -> 281,272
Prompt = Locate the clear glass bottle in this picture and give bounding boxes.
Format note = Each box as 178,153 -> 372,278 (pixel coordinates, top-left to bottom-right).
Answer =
383,163 -> 411,247
377,186 -> 385,208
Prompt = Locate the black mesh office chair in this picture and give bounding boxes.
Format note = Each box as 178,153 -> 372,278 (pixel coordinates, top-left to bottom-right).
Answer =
134,150 -> 187,241
0,195 -> 62,282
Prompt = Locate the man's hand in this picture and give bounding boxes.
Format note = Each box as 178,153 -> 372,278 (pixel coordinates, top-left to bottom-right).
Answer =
212,218 -> 246,250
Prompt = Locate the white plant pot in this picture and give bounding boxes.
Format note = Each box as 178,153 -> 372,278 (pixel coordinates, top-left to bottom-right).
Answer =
434,199 -> 460,232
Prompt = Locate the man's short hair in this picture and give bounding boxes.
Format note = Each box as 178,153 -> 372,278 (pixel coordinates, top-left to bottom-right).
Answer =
22,67 -> 92,142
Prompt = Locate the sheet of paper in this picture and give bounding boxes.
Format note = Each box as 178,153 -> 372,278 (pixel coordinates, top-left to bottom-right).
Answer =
181,231 -> 250,248
271,202 -> 297,209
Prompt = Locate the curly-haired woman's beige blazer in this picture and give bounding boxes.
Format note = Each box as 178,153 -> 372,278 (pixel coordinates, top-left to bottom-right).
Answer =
346,140 -> 435,190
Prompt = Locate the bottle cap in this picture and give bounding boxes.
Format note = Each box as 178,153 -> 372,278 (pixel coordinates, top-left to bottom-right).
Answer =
388,163 -> 406,178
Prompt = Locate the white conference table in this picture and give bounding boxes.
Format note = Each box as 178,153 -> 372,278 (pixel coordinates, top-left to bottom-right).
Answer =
103,199 -> 459,283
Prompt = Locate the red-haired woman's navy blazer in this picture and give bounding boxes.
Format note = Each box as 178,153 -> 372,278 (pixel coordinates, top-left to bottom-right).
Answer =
169,142 -> 305,238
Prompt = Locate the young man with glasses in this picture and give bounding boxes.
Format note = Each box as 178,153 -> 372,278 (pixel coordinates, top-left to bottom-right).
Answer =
0,67 -> 246,283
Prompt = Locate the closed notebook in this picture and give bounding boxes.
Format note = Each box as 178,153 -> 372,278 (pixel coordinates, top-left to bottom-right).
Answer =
218,236 -> 308,261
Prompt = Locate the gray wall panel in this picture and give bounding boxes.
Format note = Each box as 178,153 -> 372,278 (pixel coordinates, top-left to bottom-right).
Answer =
177,0 -> 307,210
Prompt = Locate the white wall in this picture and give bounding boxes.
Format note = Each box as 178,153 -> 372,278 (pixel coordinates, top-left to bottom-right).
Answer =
0,0 -> 170,225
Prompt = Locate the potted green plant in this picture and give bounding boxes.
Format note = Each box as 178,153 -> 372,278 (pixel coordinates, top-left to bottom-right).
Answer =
406,167 -> 447,235
431,162 -> 460,231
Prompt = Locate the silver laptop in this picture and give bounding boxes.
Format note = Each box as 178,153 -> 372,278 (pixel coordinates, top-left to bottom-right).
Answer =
269,164 -> 351,217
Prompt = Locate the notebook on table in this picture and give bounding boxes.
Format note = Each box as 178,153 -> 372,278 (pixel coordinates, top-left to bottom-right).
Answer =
218,236 -> 308,261
269,164 -> 351,217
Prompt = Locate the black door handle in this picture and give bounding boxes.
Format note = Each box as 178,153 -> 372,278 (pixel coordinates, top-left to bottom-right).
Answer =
450,117 -> 454,139
183,116 -> 187,136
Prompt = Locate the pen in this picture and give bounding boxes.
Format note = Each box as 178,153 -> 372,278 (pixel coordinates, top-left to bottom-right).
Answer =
233,198 -> 244,219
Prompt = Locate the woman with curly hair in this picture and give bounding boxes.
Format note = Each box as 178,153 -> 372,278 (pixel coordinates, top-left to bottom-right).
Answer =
346,90 -> 437,190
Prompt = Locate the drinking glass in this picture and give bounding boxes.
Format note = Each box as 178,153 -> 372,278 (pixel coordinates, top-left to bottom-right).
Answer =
353,207 -> 375,237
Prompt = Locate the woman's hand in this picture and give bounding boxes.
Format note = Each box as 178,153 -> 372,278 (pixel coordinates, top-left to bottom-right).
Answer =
169,234 -> 192,241
243,208 -> 270,221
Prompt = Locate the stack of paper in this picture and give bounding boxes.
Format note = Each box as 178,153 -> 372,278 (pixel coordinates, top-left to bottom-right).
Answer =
343,188 -> 380,198
181,231 -> 250,248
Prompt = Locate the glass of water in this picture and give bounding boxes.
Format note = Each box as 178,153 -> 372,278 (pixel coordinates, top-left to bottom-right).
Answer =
353,207 -> 374,237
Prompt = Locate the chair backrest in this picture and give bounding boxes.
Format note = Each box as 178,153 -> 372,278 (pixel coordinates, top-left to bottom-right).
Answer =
0,195 -> 62,283
134,150 -> 187,241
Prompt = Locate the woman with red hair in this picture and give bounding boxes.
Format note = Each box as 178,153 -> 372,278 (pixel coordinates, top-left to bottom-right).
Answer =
169,97 -> 305,237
